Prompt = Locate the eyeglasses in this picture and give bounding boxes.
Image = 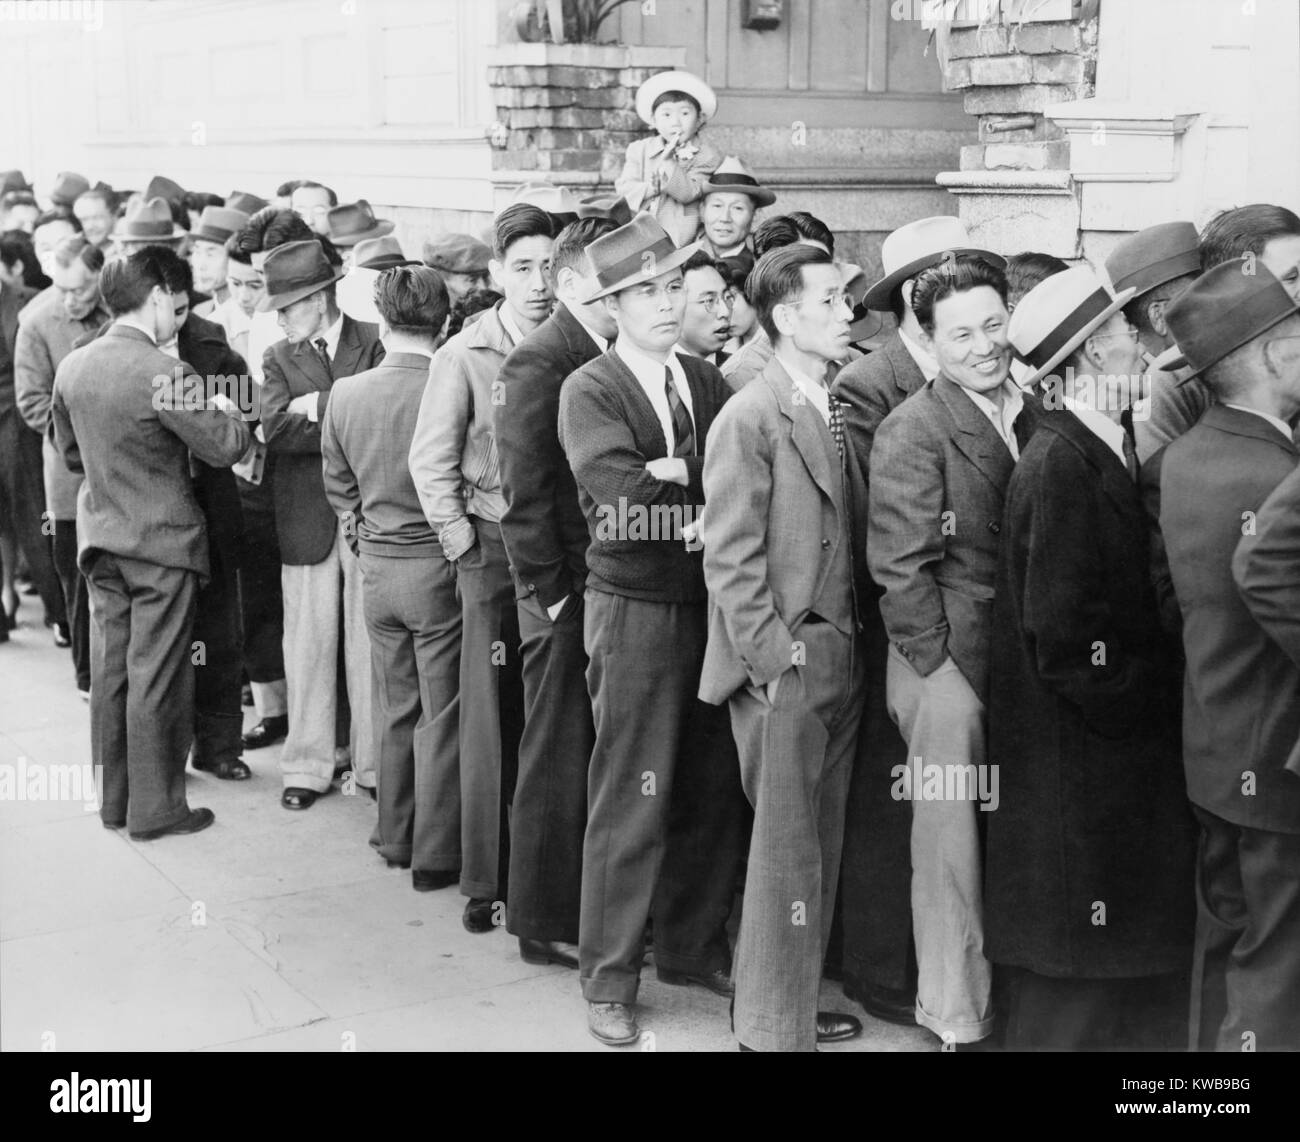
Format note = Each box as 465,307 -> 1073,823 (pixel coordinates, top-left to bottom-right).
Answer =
785,291 -> 853,312
1090,327 -> 1141,344
694,292 -> 730,314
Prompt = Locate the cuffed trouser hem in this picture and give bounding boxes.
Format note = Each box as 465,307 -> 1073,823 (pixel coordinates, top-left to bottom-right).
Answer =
915,996 -> 995,1044
280,767 -> 333,794
251,679 -> 287,719
580,974 -> 640,1006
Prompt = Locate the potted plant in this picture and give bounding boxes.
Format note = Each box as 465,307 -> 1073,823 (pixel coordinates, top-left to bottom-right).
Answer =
512,0 -> 643,44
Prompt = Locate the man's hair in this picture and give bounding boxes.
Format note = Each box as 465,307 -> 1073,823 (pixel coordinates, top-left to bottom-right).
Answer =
787,211 -> 834,257
751,211 -> 834,260
373,265 -> 449,336
550,216 -> 618,286
1005,251 -> 1069,309
750,243 -> 835,344
183,191 -> 224,214
1,190 -> 38,213
910,254 -> 1009,335
99,245 -> 190,316
293,179 -> 338,207
1200,204 -> 1300,270
74,187 -> 117,213
716,256 -> 752,300
51,234 -> 106,274
275,179 -> 303,199
1122,271 -> 1198,337
447,286 -> 504,339
225,230 -> 254,266
681,248 -> 724,278
493,203 -> 554,262
0,229 -> 33,271
651,90 -> 701,117
35,209 -> 81,234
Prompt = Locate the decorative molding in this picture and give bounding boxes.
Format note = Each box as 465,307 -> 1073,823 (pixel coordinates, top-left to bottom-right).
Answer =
1046,99 -> 1200,183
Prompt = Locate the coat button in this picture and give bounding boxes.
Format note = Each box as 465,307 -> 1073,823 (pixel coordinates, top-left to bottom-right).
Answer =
527,583 -> 537,593
821,539 -> 831,549
987,521 -> 1000,534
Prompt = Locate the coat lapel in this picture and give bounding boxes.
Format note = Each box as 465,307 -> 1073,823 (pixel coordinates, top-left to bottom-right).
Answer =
291,337 -> 332,390
331,315 -> 368,381
885,333 -> 927,400
1204,403 -> 1299,457
934,374 -> 1015,492
605,348 -> 671,457
1042,409 -> 1143,519
763,358 -> 840,507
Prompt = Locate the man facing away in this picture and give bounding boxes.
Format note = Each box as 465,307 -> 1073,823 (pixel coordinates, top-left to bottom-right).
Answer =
51,246 -> 250,839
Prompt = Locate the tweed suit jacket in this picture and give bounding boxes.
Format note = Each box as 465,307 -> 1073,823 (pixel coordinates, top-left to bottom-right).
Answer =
868,372 -> 1041,703
261,314 -> 385,565
698,356 -> 870,704
833,332 -> 928,477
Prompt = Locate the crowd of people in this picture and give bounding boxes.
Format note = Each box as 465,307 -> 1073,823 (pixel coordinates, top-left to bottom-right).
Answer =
2,66 -> 1299,1054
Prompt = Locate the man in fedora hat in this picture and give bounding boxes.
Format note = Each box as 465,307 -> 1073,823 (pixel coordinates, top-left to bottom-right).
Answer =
1159,259 -> 1300,1051
51,246 -> 250,839
259,240 -> 385,810
868,253 -> 1039,1048
616,69 -> 722,248
409,203 -> 553,935
831,216 -> 1006,1029
72,186 -> 118,253
557,214 -> 748,1047
0,171 -> 33,197
226,191 -> 268,217
325,200 -> 395,270
189,206 -> 250,317
113,197 -> 187,255
699,242 -> 870,1052
697,156 -> 774,260
987,265 -> 1195,1049
336,236 -> 420,326
322,265 -> 462,893
50,172 -> 91,211
494,214 -> 620,972
422,233 -> 492,307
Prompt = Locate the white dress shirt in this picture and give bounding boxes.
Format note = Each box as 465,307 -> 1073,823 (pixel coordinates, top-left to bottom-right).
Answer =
777,353 -> 832,426
246,309 -> 285,384
899,328 -> 941,382
304,314 -> 344,423
615,336 -> 695,453
1062,395 -> 1128,466
1222,403 -> 1294,442
960,379 -> 1025,460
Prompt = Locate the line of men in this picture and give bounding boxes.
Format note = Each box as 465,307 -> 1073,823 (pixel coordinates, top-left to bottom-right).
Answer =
15,152 -> 1300,1051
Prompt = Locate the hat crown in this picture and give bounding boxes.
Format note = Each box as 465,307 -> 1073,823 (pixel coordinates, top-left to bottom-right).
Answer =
509,181 -> 580,216
145,175 -> 185,203
710,155 -> 755,181
195,205 -> 249,238
635,69 -> 718,125
262,240 -> 336,295
880,217 -> 975,278
1105,221 -> 1201,294
577,195 -> 634,226
329,199 -> 377,233
226,191 -> 268,215
587,215 -> 679,289
1008,266 -> 1114,355
119,196 -> 177,234
352,235 -> 405,267
422,232 -> 492,273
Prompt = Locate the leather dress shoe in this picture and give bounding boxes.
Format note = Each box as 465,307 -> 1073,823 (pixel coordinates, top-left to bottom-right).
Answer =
413,869 -> 458,891
656,966 -> 734,997
519,938 -> 579,969
129,807 -> 215,842
462,898 -> 497,933
193,757 -> 251,781
281,787 -> 321,810
242,715 -> 287,750
816,1011 -> 863,1043
587,1002 -> 639,1046
842,974 -> 917,1026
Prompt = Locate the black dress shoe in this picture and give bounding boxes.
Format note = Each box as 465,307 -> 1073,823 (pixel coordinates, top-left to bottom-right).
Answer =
656,966 -> 734,997
519,938 -> 579,968
193,757 -> 251,781
281,787 -> 320,810
413,869 -> 459,891
842,974 -> 917,1026
242,715 -> 288,750
815,1011 -> 863,1043
462,897 -> 497,934
129,807 -> 215,841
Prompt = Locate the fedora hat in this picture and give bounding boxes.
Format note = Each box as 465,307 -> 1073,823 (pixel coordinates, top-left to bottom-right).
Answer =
1104,221 -> 1201,297
145,175 -> 186,205
583,215 -> 699,302
510,181 -> 581,220
578,195 -> 634,227
863,216 -> 1006,312
1008,266 -> 1136,389
326,200 -> 394,247
352,235 -> 418,271
256,240 -> 347,312
422,232 -> 491,275
51,171 -> 90,207
113,196 -> 187,242
702,156 -> 775,208
226,190 -> 269,216
191,205 -> 250,247
0,170 -> 33,195
1165,258 -> 1300,381
635,69 -> 717,126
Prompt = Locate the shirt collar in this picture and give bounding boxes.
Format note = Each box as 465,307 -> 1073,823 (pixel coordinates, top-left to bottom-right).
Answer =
1222,403 -> 1294,442
898,328 -> 941,382
115,315 -> 158,345
776,351 -> 832,424
318,313 -> 344,359
496,302 -> 526,349
1062,395 -> 1128,465
563,302 -> 608,353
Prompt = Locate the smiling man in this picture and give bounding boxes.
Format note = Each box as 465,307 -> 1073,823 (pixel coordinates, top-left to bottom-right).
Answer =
868,254 -> 1041,1049
697,156 -> 774,259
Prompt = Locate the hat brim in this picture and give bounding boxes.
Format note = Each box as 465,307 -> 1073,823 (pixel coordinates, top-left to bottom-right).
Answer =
330,220 -> 396,247
1021,287 -> 1137,391
113,224 -> 188,242
701,180 -> 775,207
1177,296 -> 1300,383
635,71 -> 718,126
256,265 -> 348,313
582,240 -> 701,303
862,248 -> 1008,312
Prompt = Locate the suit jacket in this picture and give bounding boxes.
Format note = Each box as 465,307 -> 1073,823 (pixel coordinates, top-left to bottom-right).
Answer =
558,347 -> 730,603
51,323 -> 250,577
1135,364 -> 1210,463
494,302 -> 602,607
321,351 -> 439,558
0,280 -> 38,421
833,332 -> 928,476
615,133 -> 722,248
868,374 -> 1041,703
698,357 -> 870,704
261,314 -> 384,565
1161,404 -> 1300,834
986,410 -> 1194,977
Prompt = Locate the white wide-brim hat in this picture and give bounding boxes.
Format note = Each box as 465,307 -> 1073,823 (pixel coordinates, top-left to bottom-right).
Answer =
635,70 -> 718,126
862,215 -> 1006,312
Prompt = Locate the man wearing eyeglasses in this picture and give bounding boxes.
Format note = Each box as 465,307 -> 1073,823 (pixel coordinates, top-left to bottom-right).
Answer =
675,249 -> 733,367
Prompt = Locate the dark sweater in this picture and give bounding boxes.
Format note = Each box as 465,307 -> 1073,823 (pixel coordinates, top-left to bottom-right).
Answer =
558,348 -> 731,603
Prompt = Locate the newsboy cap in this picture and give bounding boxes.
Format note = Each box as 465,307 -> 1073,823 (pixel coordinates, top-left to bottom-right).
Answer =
422,232 -> 492,275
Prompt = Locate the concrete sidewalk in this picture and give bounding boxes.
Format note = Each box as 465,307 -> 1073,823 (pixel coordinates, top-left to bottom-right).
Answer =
0,610 -> 934,1053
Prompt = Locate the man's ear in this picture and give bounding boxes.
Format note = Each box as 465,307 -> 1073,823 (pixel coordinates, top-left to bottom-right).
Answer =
1147,296 -> 1169,339
1079,333 -> 1106,371
900,279 -> 915,314
488,258 -> 505,294
1262,334 -> 1300,379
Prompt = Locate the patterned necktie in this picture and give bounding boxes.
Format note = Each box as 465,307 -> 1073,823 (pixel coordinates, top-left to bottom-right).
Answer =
664,366 -> 695,458
314,337 -> 333,379
1122,430 -> 1139,483
828,393 -> 845,464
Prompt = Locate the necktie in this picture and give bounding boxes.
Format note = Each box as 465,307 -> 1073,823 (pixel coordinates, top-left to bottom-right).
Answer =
314,337 -> 333,379
1122,430 -> 1139,483
828,393 -> 845,464
664,366 -> 695,458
